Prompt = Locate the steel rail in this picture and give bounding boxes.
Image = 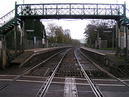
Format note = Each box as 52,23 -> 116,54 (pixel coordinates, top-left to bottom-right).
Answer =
79,49 -> 129,88
19,47 -> 69,68
0,49 -> 67,91
74,50 -> 104,97
36,49 -> 70,97
13,49 -> 66,81
19,53 -> 36,68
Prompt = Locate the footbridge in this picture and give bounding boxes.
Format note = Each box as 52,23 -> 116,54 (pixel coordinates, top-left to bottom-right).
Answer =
17,3 -> 125,19
0,2 -> 129,67
0,3 -> 129,34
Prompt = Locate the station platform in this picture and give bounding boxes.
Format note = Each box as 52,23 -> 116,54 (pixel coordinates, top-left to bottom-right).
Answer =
81,47 -> 115,55
80,47 -> 127,69
11,47 -> 65,65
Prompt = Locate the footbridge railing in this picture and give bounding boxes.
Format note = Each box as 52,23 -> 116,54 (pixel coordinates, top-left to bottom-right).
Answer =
0,9 -> 15,27
16,3 -> 126,19
0,3 -> 128,34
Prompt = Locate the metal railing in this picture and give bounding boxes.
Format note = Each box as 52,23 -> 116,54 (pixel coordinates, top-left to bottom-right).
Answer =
0,9 -> 15,27
0,3 -> 127,29
16,3 -> 125,18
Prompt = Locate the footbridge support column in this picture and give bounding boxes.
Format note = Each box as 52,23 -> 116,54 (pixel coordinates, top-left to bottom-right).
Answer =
1,35 -> 8,69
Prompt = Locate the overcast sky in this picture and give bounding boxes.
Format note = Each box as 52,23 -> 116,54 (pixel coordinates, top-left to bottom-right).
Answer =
0,0 -> 128,40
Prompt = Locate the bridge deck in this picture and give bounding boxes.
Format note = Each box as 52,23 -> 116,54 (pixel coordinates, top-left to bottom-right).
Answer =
16,3 -> 125,20
0,3 -> 127,34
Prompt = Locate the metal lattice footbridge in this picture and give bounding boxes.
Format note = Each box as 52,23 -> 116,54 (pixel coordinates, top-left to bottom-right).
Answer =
0,3 -> 129,34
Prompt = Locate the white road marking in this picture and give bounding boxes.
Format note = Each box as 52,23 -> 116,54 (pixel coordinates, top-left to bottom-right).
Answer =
64,77 -> 78,97
0,79 -> 127,87
0,75 -> 129,81
0,75 -> 128,87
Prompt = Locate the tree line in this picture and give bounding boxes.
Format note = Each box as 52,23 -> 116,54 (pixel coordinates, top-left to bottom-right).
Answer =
46,24 -> 80,46
84,20 -> 115,48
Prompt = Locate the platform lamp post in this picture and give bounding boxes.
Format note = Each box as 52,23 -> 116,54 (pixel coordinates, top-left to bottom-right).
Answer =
125,26 -> 128,61
115,22 -> 120,55
95,29 -> 99,49
111,27 -> 114,50
111,20 -> 115,50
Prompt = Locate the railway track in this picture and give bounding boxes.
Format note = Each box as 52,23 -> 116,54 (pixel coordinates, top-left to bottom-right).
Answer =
0,48 -> 68,91
0,48 -> 129,97
78,49 -> 129,87
28,48 -> 128,97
